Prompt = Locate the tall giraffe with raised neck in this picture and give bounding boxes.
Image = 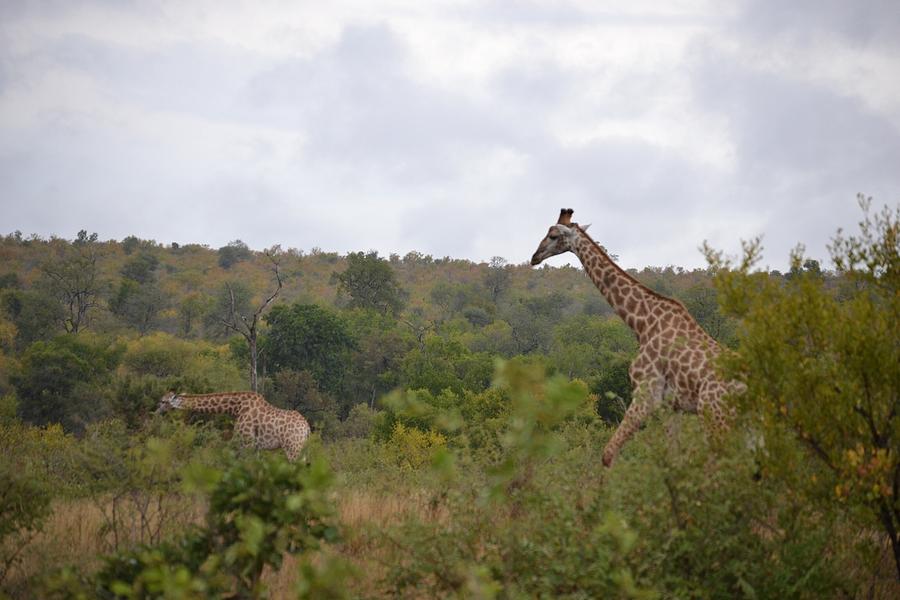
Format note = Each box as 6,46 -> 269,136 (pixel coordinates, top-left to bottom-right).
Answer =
531,209 -> 740,466
157,391 -> 310,461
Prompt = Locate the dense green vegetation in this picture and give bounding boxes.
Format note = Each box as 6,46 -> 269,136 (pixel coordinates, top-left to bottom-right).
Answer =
0,199 -> 897,598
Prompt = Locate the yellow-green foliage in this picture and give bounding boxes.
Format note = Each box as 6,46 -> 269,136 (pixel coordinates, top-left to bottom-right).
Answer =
705,198 -> 900,580
373,361 -> 656,599
0,313 -> 15,351
0,421 -> 80,492
604,414 -> 847,598
122,332 -> 244,390
385,422 -> 447,470
0,456 -> 52,588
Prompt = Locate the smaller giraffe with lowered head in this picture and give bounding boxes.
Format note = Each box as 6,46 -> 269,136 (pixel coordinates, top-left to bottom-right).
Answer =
157,391 -> 311,461
531,209 -> 743,466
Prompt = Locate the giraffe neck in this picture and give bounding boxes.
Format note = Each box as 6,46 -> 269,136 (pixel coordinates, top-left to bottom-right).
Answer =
571,227 -> 658,339
175,393 -> 255,416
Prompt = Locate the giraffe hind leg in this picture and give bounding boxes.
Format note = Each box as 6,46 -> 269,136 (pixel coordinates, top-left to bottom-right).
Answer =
697,379 -> 735,438
602,375 -> 665,467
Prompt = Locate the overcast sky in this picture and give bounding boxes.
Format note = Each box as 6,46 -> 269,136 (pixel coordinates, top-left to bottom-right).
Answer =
1,0 -> 898,270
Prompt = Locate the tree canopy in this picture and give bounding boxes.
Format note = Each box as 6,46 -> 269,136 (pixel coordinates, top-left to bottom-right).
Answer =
263,303 -> 357,396
332,251 -> 406,315
11,334 -> 121,431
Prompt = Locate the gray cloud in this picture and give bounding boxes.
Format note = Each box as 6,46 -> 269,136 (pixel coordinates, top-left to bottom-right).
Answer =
245,24 -> 514,184
37,34 -> 258,125
686,22 -> 900,265
693,44 -> 900,177
737,0 -> 900,46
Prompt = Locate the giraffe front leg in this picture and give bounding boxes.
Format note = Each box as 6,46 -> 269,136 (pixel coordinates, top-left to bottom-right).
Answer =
282,424 -> 309,462
234,416 -> 257,451
283,445 -> 298,461
283,436 -> 304,462
602,375 -> 664,467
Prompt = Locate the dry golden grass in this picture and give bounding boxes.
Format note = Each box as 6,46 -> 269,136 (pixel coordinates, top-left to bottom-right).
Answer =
2,485 -> 434,599
8,499 -> 106,590
3,494 -> 205,597
263,486 -> 433,598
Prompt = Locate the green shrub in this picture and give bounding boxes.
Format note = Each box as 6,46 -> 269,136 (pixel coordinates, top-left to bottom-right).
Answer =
49,453 -> 338,599
0,394 -> 16,426
378,361 -> 650,598
330,403 -> 377,440
0,462 -> 52,589
11,334 -> 121,432
397,335 -> 493,396
122,333 -> 244,390
706,198 -> 900,581
605,414 -> 851,598
372,388 -> 445,442
0,421 -> 81,495
73,419 -> 227,551
201,454 -> 338,595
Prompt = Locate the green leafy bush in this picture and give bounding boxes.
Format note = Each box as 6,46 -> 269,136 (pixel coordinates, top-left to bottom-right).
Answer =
0,421 -> 81,495
49,453 -> 338,599
377,361 -> 650,598
72,419 -> 227,551
397,335 -> 493,396
605,415 -> 847,598
372,388 -> 448,442
0,462 -> 52,588
263,303 -> 356,397
706,197 -> 900,580
11,334 -> 122,432
329,403 -> 377,440
121,333 -> 244,389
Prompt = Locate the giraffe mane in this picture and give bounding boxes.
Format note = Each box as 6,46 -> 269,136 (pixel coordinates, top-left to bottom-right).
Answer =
573,223 -> 690,311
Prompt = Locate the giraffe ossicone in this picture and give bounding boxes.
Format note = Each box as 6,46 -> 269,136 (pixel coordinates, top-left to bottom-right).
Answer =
531,208 -> 743,466
157,391 -> 311,461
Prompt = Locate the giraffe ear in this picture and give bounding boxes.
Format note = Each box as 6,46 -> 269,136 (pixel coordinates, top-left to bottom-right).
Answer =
582,223 -> 591,231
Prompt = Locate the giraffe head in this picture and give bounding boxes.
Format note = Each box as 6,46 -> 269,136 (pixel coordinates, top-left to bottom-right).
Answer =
530,208 -> 581,265
156,391 -> 183,413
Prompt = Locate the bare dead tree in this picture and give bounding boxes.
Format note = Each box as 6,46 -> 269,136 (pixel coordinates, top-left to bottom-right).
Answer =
40,230 -> 104,334
399,309 -> 435,352
218,247 -> 284,392
484,255 -> 511,303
